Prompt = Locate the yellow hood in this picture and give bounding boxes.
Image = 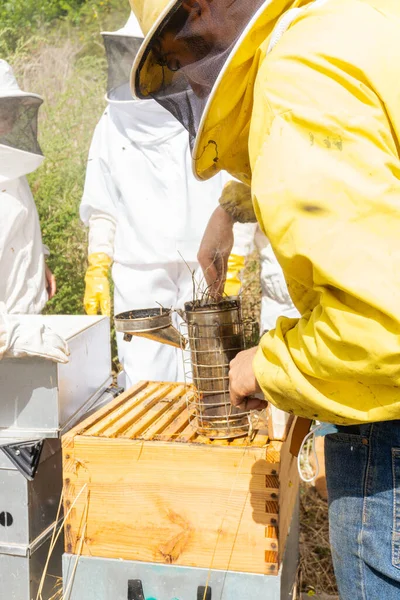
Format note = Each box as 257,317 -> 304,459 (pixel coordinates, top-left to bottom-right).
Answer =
129,0 -> 309,182
193,0 -> 309,183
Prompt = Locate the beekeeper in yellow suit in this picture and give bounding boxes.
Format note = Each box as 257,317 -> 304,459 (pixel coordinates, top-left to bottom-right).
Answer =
128,0 -> 400,596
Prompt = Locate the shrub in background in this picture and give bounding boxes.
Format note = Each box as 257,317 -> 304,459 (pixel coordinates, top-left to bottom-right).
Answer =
27,49 -> 109,315
0,0 -> 118,54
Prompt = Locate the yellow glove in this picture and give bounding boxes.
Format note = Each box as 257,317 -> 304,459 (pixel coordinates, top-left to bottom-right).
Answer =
84,252 -> 112,316
224,253 -> 246,297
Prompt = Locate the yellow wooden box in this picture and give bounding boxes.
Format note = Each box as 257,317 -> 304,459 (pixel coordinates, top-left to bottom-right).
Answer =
62,381 -> 299,576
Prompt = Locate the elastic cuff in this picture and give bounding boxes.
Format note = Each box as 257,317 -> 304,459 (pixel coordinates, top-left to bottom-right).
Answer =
87,252 -> 113,278
252,342 -> 274,404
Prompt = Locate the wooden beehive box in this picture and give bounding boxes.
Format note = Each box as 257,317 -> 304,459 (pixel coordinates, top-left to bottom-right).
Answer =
62,381 -> 299,576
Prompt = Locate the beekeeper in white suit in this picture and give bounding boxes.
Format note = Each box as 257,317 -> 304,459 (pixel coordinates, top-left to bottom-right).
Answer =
0,60 -> 69,363
81,13 -> 227,386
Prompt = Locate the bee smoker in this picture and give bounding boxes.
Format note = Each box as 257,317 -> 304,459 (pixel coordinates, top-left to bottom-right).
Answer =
115,298 -> 258,439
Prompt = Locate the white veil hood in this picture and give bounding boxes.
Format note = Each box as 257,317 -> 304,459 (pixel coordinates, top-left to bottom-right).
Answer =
0,60 -> 44,181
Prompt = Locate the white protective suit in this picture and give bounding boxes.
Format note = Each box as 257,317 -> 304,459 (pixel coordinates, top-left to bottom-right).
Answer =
0,60 -> 68,363
80,14 -> 227,386
232,223 -> 299,331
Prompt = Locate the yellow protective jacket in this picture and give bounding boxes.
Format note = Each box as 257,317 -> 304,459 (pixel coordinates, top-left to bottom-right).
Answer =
249,0 -> 400,424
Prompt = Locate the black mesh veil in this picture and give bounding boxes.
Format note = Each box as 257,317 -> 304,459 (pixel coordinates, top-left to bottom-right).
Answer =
0,96 -> 43,155
103,34 -> 144,96
134,0 -> 266,149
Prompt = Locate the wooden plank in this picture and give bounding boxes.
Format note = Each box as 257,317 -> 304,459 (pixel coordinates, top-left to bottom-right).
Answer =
265,555 -> 279,575
252,432 -> 270,447
72,438 -> 271,476
141,394 -> 188,441
62,381 -> 148,447
278,419 -> 300,562
228,436 -> 248,447
175,422 -> 198,443
156,408 -> 191,441
100,383 -> 175,438
84,382 -> 163,437
265,441 -> 283,464
121,384 -> 186,439
215,438 -> 230,446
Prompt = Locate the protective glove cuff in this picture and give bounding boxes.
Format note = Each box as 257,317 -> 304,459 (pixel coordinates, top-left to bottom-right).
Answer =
227,253 -> 246,272
86,252 -> 112,278
224,253 -> 246,296
84,253 -> 111,317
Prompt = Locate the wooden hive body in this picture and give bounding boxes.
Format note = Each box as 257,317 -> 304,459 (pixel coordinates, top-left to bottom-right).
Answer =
62,381 -> 299,576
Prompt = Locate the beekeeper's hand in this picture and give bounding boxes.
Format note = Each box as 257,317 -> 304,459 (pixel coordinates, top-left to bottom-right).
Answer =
45,262 -> 56,300
84,252 -> 112,316
197,206 -> 234,299
229,347 -> 267,411
3,315 -> 70,363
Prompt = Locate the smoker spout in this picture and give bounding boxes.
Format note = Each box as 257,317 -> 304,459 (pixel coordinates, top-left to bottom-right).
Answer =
114,308 -> 187,349
129,325 -> 186,348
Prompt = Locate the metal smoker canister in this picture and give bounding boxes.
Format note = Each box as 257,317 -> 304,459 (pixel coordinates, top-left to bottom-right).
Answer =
183,298 -> 252,439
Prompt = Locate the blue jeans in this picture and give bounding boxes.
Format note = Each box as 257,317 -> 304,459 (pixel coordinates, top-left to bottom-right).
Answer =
325,421 -> 400,599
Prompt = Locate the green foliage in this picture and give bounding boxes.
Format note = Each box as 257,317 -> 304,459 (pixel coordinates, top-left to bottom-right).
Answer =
0,0 -> 122,55
1,0 -> 79,54
26,43 -> 109,315
30,155 -> 88,316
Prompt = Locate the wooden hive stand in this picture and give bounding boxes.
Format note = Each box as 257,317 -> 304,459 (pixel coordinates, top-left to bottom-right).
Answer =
62,381 -> 299,577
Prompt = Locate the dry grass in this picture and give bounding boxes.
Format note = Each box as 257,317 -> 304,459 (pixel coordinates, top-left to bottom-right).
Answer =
12,39 -> 80,100
298,484 -> 337,597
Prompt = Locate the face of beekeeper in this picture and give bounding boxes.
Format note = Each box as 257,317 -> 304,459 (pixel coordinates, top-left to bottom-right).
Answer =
153,0 -> 238,97
0,100 -> 17,137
